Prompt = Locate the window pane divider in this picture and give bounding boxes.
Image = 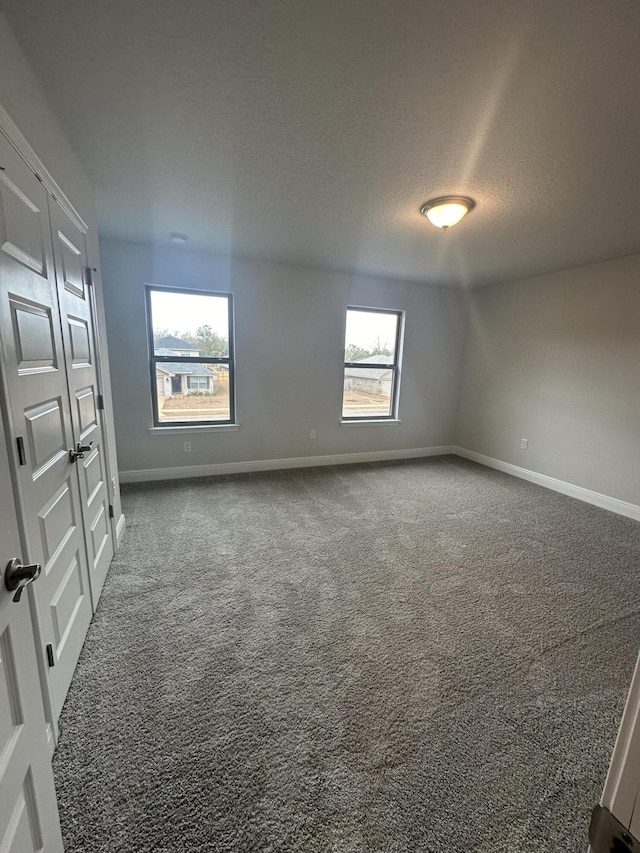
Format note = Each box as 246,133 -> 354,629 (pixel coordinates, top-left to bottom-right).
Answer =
344,362 -> 394,369
152,356 -> 231,363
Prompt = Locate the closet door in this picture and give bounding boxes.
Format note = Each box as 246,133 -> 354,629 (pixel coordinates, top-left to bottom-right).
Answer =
49,198 -> 114,603
0,134 -> 93,724
0,415 -> 64,853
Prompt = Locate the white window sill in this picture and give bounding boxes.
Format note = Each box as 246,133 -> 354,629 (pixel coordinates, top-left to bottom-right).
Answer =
340,419 -> 401,427
149,424 -> 239,435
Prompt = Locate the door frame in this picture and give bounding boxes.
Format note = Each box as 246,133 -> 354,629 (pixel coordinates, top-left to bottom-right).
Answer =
598,653 -> 640,835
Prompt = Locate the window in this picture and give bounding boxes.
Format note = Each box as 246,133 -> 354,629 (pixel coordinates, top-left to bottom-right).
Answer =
342,307 -> 403,420
187,376 -> 209,391
146,286 -> 235,426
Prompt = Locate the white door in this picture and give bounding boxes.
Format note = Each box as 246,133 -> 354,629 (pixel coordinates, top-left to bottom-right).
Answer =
0,414 -> 64,852
49,198 -> 114,604
590,653 -> 640,850
0,133 -> 93,726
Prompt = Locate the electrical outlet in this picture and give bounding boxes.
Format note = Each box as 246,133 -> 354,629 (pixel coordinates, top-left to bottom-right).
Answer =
183,441 -> 192,452
310,429 -> 317,439
520,438 -> 528,450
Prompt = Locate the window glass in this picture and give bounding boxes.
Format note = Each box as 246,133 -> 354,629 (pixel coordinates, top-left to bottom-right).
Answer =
344,309 -> 397,364
150,289 -> 230,358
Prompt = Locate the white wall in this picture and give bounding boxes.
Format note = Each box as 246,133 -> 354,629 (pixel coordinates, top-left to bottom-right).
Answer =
457,255 -> 640,506
0,13 -> 92,219
100,238 -> 467,475
0,12 -> 123,525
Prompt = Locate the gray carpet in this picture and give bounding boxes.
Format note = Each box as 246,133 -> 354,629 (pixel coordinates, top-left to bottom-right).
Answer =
52,456 -> 640,852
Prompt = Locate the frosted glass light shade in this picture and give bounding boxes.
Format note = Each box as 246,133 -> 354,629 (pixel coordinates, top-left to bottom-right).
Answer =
420,196 -> 475,229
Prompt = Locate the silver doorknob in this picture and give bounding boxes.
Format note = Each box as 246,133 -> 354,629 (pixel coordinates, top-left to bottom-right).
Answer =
4,558 -> 41,603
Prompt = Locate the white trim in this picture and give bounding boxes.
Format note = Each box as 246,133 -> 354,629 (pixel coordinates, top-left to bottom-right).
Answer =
115,513 -> 126,546
600,652 -> 640,827
0,102 -> 88,234
45,722 -> 56,757
149,424 -> 240,435
119,445 -> 453,483
340,419 -> 401,427
453,446 -> 640,522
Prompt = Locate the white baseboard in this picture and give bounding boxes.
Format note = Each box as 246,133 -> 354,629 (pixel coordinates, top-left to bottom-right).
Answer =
115,513 -> 126,546
453,446 -> 640,522
119,445 -> 453,483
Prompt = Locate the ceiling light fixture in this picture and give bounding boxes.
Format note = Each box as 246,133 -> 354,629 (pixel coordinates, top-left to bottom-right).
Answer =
170,232 -> 188,244
420,196 -> 475,230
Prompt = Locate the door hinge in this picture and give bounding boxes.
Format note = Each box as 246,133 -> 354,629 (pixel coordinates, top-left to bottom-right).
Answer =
16,436 -> 26,465
109,504 -> 114,519
97,394 -> 105,410
85,266 -> 97,286
46,643 -> 55,668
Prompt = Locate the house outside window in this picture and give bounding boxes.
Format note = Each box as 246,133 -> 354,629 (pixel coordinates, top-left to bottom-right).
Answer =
342,307 -> 404,420
146,286 -> 235,425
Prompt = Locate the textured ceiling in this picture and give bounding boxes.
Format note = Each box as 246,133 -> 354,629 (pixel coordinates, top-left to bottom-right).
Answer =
3,0 -> 640,286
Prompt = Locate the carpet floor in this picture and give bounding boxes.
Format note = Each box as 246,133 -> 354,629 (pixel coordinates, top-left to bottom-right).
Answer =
52,456 -> 640,852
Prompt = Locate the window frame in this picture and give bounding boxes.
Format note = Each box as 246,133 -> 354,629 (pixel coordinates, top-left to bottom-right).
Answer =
145,284 -> 236,428
342,306 -> 404,422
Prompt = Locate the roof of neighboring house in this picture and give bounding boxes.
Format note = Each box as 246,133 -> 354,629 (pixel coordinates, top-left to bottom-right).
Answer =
344,354 -> 393,381
155,347 -> 188,358
353,354 -> 394,365
154,335 -> 198,351
155,347 -> 214,377
155,358 -> 214,377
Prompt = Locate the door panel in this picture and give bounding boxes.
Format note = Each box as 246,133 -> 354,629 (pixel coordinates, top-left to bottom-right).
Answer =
57,229 -> 84,298
49,199 -> 114,603
51,553 -> 85,647
0,403 -> 63,851
75,386 -> 97,437
24,398 -> 66,475
0,168 -> 46,275
11,297 -> 58,371
38,482 -> 76,568
0,134 -> 93,724
67,316 -> 90,365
